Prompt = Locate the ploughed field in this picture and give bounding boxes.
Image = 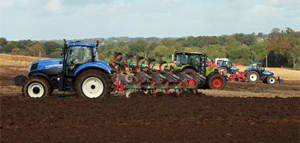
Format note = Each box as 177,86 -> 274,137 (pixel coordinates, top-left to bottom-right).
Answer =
1,93 -> 300,143
1,54 -> 300,143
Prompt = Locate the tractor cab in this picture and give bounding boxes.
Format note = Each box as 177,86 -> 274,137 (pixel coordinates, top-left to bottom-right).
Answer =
246,62 -> 265,74
172,52 -> 207,75
63,41 -> 99,77
218,59 -> 239,73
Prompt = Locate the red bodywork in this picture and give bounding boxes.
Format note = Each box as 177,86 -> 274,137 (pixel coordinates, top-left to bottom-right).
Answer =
228,72 -> 247,81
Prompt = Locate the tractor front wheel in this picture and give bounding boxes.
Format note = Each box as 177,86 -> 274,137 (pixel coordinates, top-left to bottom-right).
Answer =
247,71 -> 259,82
23,77 -> 51,98
75,69 -> 111,98
208,74 -> 226,90
266,76 -> 276,84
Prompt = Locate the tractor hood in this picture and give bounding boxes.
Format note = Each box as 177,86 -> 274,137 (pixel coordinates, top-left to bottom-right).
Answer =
29,58 -> 63,73
244,68 -> 251,72
263,70 -> 274,75
230,66 -> 239,71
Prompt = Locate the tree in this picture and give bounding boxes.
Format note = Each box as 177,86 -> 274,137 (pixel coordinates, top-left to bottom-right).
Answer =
249,42 -> 267,62
11,48 -> 21,54
202,45 -> 226,60
150,45 -> 175,62
233,33 -> 256,46
26,43 -> 45,57
17,40 -> 34,50
42,41 -> 62,55
0,45 -> 4,53
267,29 -> 295,67
226,41 -> 252,65
4,41 -> 18,53
0,38 -> 7,46
128,40 -> 147,56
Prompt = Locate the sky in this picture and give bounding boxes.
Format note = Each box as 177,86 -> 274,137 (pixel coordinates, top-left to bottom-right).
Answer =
0,0 -> 299,40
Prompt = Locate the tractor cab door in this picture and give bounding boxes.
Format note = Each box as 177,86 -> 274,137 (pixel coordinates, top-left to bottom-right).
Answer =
257,64 -> 265,74
65,46 -> 93,77
187,54 -> 202,72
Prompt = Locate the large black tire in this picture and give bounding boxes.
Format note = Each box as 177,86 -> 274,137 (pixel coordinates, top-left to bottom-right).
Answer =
22,77 -> 51,98
247,71 -> 260,82
266,76 -> 276,84
207,73 -> 226,90
75,69 -> 112,98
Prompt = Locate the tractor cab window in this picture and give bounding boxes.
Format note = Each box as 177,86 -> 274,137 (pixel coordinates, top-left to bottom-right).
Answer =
217,60 -> 223,66
249,63 -> 264,71
249,64 -> 257,69
188,55 -> 200,65
223,61 -> 232,67
67,46 -> 92,65
176,54 -> 188,65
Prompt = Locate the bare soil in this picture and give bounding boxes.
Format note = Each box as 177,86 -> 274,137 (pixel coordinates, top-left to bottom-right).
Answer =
1,95 -> 300,143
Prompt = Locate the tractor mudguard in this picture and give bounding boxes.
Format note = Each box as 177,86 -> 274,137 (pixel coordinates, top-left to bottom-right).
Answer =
74,60 -> 112,77
164,64 -> 186,72
205,66 -> 216,76
29,72 -> 50,81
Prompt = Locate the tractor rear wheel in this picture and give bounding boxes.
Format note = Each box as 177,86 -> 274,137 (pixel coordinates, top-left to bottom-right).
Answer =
247,71 -> 260,82
75,69 -> 111,98
23,77 -> 51,98
266,76 -> 276,84
208,74 -> 226,90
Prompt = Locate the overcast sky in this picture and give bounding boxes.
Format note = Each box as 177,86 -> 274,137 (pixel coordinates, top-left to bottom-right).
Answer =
0,0 -> 299,40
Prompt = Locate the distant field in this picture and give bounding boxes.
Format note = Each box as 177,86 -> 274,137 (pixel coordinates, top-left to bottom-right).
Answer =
0,54 -> 46,73
237,66 -> 300,81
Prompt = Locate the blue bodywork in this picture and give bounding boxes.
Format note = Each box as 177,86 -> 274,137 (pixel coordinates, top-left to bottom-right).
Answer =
28,41 -> 112,76
29,58 -> 63,74
74,60 -> 112,76
263,70 -> 274,75
230,66 -> 239,71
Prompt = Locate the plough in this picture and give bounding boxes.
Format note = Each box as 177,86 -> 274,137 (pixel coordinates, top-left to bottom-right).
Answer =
111,52 -> 201,97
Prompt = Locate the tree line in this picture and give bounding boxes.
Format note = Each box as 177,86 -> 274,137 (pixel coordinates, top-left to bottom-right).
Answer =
1,28 -> 299,68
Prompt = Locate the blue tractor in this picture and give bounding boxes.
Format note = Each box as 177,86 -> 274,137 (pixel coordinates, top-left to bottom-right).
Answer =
216,59 -> 239,74
245,62 -> 277,84
14,40 -> 112,98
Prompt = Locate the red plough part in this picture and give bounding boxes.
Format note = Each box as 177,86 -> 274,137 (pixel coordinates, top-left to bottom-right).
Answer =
228,72 -> 247,81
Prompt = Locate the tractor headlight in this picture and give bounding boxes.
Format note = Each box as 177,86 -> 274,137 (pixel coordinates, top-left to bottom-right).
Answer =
30,63 -> 38,71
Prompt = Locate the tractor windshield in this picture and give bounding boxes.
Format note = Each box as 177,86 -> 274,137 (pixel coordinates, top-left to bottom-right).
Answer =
249,63 -> 264,71
67,46 -> 93,65
223,61 -> 232,67
176,54 -> 188,65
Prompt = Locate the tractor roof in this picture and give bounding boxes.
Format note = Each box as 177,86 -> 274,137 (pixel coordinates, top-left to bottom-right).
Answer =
251,62 -> 262,65
66,42 -> 97,47
175,52 -> 205,55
